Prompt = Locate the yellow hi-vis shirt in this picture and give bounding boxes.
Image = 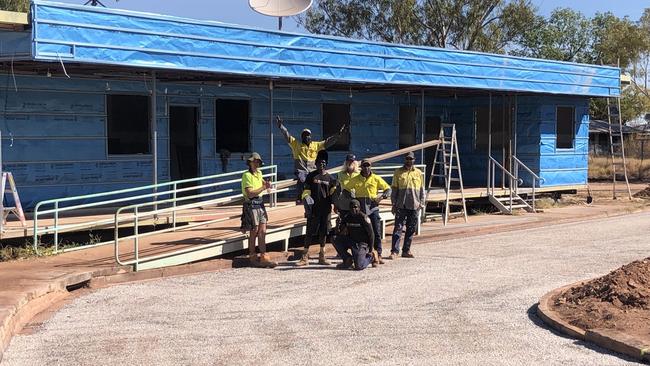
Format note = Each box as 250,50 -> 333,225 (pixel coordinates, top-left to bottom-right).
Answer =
344,172 -> 390,199
241,170 -> 264,201
337,170 -> 359,188
391,166 -> 425,210
288,136 -> 325,171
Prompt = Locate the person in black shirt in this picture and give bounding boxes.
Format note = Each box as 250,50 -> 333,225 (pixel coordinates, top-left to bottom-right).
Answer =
296,150 -> 339,266
334,199 -> 377,270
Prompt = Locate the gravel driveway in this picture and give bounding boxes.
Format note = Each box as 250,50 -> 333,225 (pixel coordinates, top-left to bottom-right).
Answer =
3,211 -> 649,366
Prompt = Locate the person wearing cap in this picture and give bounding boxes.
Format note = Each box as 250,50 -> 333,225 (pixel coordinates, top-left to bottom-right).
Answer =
343,159 -> 391,264
389,152 -> 425,259
240,152 -> 277,268
333,153 -> 359,218
276,116 -> 347,202
333,199 -> 376,270
296,150 -> 339,266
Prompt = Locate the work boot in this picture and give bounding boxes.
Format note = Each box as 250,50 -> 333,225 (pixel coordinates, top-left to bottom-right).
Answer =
259,253 -> 278,268
377,254 -> 385,265
318,250 -> 331,265
401,251 -> 415,258
371,251 -> 379,268
296,252 -> 310,267
249,253 -> 261,267
387,253 -> 398,260
336,258 -> 353,270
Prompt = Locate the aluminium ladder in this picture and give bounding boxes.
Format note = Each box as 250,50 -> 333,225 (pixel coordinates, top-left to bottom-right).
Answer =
606,97 -> 632,200
0,172 -> 26,234
427,123 -> 467,225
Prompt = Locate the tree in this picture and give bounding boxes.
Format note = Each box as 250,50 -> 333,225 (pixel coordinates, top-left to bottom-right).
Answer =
0,0 -> 29,12
298,0 -> 538,53
514,8 -> 592,62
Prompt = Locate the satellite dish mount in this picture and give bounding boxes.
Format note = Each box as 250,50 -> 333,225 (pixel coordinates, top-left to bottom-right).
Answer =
249,0 -> 313,30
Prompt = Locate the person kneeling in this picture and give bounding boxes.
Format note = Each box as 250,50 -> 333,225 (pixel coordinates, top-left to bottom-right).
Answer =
333,199 -> 378,270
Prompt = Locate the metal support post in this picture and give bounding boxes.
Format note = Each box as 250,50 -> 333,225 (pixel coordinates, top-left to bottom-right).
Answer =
269,80 -> 274,167
134,207 -> 139,271
151,71 -> 158,212
420,89 -> 425,165
54,201 -> 59,252
487,93 -> 492,195
0,130 -> 3,234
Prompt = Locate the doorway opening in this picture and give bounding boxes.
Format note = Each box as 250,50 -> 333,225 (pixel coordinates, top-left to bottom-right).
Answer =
169,106 -> 199,185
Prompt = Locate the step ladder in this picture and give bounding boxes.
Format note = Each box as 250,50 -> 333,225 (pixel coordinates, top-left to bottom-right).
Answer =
606,97 -> 632,200
426,123 -> 467,225
0,172 -> 26,233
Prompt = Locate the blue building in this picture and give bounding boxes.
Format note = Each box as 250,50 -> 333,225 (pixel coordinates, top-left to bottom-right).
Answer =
0,1 -> 619,208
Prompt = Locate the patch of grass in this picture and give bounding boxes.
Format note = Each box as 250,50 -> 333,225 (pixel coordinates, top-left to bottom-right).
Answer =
533,197 -> 557,209
0,240 -> 56,262
590,156 -> 650,181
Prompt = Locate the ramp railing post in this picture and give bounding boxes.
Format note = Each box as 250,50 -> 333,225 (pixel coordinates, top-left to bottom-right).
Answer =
134,206 -> 139,271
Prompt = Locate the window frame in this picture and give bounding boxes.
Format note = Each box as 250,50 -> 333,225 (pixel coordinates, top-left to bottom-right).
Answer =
321,102 -> 351,151
555,105 -> 576,150
106,93 -> 152,158
215,97 -> 252,154
398,105 -> 418,149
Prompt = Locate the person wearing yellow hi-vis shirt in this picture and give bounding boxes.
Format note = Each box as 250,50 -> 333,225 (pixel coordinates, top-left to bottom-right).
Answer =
344,159 -> 391,265
240,152 -> 276,268
276,116 -> 347,203
389,152 -> 425,260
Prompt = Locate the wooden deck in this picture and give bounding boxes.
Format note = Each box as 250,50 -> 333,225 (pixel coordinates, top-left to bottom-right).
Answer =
1,184 -> 588,241
426,185 -> 587,201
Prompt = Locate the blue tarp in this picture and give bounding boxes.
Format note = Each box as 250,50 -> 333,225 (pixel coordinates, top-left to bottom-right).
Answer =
3,0 -> 618,97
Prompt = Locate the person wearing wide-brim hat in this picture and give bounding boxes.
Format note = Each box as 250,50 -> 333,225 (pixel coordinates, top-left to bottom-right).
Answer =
276,116 -> 347,203
240,152 -> 276,268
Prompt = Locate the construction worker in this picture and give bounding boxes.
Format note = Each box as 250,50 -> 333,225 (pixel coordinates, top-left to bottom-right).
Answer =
333,199 -> 376,270
334,153 -> 359,218
296,150 -> 339,266
276,116 -> 347,202
344,159 -> 391,264
389,152 -> 425,259
240,152 -> 277,268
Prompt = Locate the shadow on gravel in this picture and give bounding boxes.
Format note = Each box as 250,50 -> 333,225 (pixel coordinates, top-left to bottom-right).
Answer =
274,265 -> 341,271
526,304 -> 642,364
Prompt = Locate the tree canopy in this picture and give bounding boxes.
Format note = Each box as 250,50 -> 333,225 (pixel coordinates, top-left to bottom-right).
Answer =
0,0 -> 29,12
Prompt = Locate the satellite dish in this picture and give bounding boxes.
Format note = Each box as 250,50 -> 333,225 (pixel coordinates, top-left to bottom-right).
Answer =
249,0 -> 313,30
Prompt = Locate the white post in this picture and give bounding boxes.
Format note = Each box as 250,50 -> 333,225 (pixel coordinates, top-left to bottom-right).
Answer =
269,80 -> 274,167
151,71 -> 158,213
0,130 -> 3,234
420,89 -> 425,165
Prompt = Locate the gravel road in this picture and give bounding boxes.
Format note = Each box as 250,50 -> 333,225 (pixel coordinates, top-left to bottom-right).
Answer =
3,211 -> 650,366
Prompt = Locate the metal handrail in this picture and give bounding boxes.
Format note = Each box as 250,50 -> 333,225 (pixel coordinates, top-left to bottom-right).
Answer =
488,156 -> 521,210
512,155 -> 545,212
33,165 -> 278,253
114,163 -> 427,270
113,177 -> 290,269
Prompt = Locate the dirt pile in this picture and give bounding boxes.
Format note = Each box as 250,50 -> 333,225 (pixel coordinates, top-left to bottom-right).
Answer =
553,258 -> 650,334
632,185 -> 650,199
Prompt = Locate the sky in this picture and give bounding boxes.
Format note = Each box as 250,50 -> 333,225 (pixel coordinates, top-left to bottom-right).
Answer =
54,0 -> 650,33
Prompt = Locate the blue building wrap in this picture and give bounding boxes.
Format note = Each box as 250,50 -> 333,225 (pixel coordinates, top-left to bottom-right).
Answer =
0,1 -> 612,207
4,1 -> 618,97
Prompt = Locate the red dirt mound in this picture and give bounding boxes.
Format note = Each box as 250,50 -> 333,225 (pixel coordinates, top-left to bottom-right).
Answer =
633,185 -> 650,199
552,258 -> 650,341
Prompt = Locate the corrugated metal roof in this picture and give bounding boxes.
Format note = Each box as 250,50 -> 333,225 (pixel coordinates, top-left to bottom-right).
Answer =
1,1 -> 622,97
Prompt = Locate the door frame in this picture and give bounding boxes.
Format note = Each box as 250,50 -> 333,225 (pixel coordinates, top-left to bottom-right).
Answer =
168,104 -> 201,180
